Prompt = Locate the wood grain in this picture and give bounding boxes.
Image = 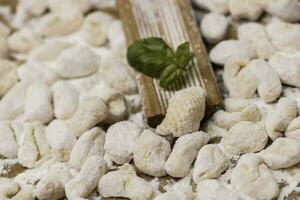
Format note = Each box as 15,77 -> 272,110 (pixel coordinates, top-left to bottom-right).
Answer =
117,0 -> 164,127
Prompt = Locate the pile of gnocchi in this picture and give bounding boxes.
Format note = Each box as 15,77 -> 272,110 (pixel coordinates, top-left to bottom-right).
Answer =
0,0 -> 300,200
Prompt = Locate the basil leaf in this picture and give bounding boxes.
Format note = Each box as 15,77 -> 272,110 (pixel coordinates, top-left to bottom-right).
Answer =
175,42 -> 192,69
126,37 -> 193,89
159,64 -> 183,89
127,37 -> 174,78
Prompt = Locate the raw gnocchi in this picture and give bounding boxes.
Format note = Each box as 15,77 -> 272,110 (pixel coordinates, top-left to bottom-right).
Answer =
133,129 -> 171,177
1,0 -> 300,199
98,164 -> 153,200
165,131 -> 209,178
221,121 -> 268,155
157,87 -> 206,137
260,138 -> 300,169
231,153 -> 279,200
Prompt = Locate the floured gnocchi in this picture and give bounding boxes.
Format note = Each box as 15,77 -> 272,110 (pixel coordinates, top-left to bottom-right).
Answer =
0,0 -> 300,199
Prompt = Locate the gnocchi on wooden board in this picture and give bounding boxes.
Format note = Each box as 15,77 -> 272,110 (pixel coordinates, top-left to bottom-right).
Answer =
0,0 -> 299,199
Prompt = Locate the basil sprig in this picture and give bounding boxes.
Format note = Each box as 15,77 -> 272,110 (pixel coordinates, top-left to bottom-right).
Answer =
127,37 -> 192,89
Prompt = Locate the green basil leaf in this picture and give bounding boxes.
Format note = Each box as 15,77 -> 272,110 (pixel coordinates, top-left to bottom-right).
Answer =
159,64 -> 183,89
127,37 -> 174,78
175,42 -> 192,69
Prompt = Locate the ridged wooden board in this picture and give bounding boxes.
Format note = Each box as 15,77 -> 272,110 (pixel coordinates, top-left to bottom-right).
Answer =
117,0 -> 222,127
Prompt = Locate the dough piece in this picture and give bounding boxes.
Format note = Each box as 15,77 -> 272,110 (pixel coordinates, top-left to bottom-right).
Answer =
104,121 -> 142,164
266,18 -> 300,53
45,120 -> 77,161
247,59 -> 282,103
0,82 -> 30,120
133,129 -> 171,177
209,40 -> 256,65
55,46 -> 100,78
165,131 -> 209,178
0,122 -> 18,159
99,58 -> 137,94
36,163 -> 72,200
98,164 -> 153,200
223,59 -> 257,99
269,52 -> 300,87
69,127 -> 105,170
38,11 -> 83,37
7,28 -> 41,53
265,97 -> 297,140
193,144 -> 229,183
157,87 -> 206,137
88,85 -> 127,124
196,179 -> 239,200
25,81 -> 54,124
200,13 -> 229,44
18,123 -> 39,168
67,95 -> 108,137
81,11 -> 114,46
52,81 -> 79,120
30,39 -> 71,62
18,63 -> 58,85
0,59 -> 18,98
260,138 -> 300,169
238,22 -> 276,59
224,59 -> 282,102
48,0 -> 90,13
229,0 -> 263,20
0,178 -> 19,199
65,156 -> 107,199
264,0 -> 300,22
212,103 -> 261,130
231,153 -> 279,200
286,116 -> 300,142
221,121 -> 268,155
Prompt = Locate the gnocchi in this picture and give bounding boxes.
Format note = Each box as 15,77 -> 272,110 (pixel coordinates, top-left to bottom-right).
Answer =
1,1 -> 300,199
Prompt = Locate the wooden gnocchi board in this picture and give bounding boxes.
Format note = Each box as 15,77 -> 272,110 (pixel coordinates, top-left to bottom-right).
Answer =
117,0 -> 222,127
